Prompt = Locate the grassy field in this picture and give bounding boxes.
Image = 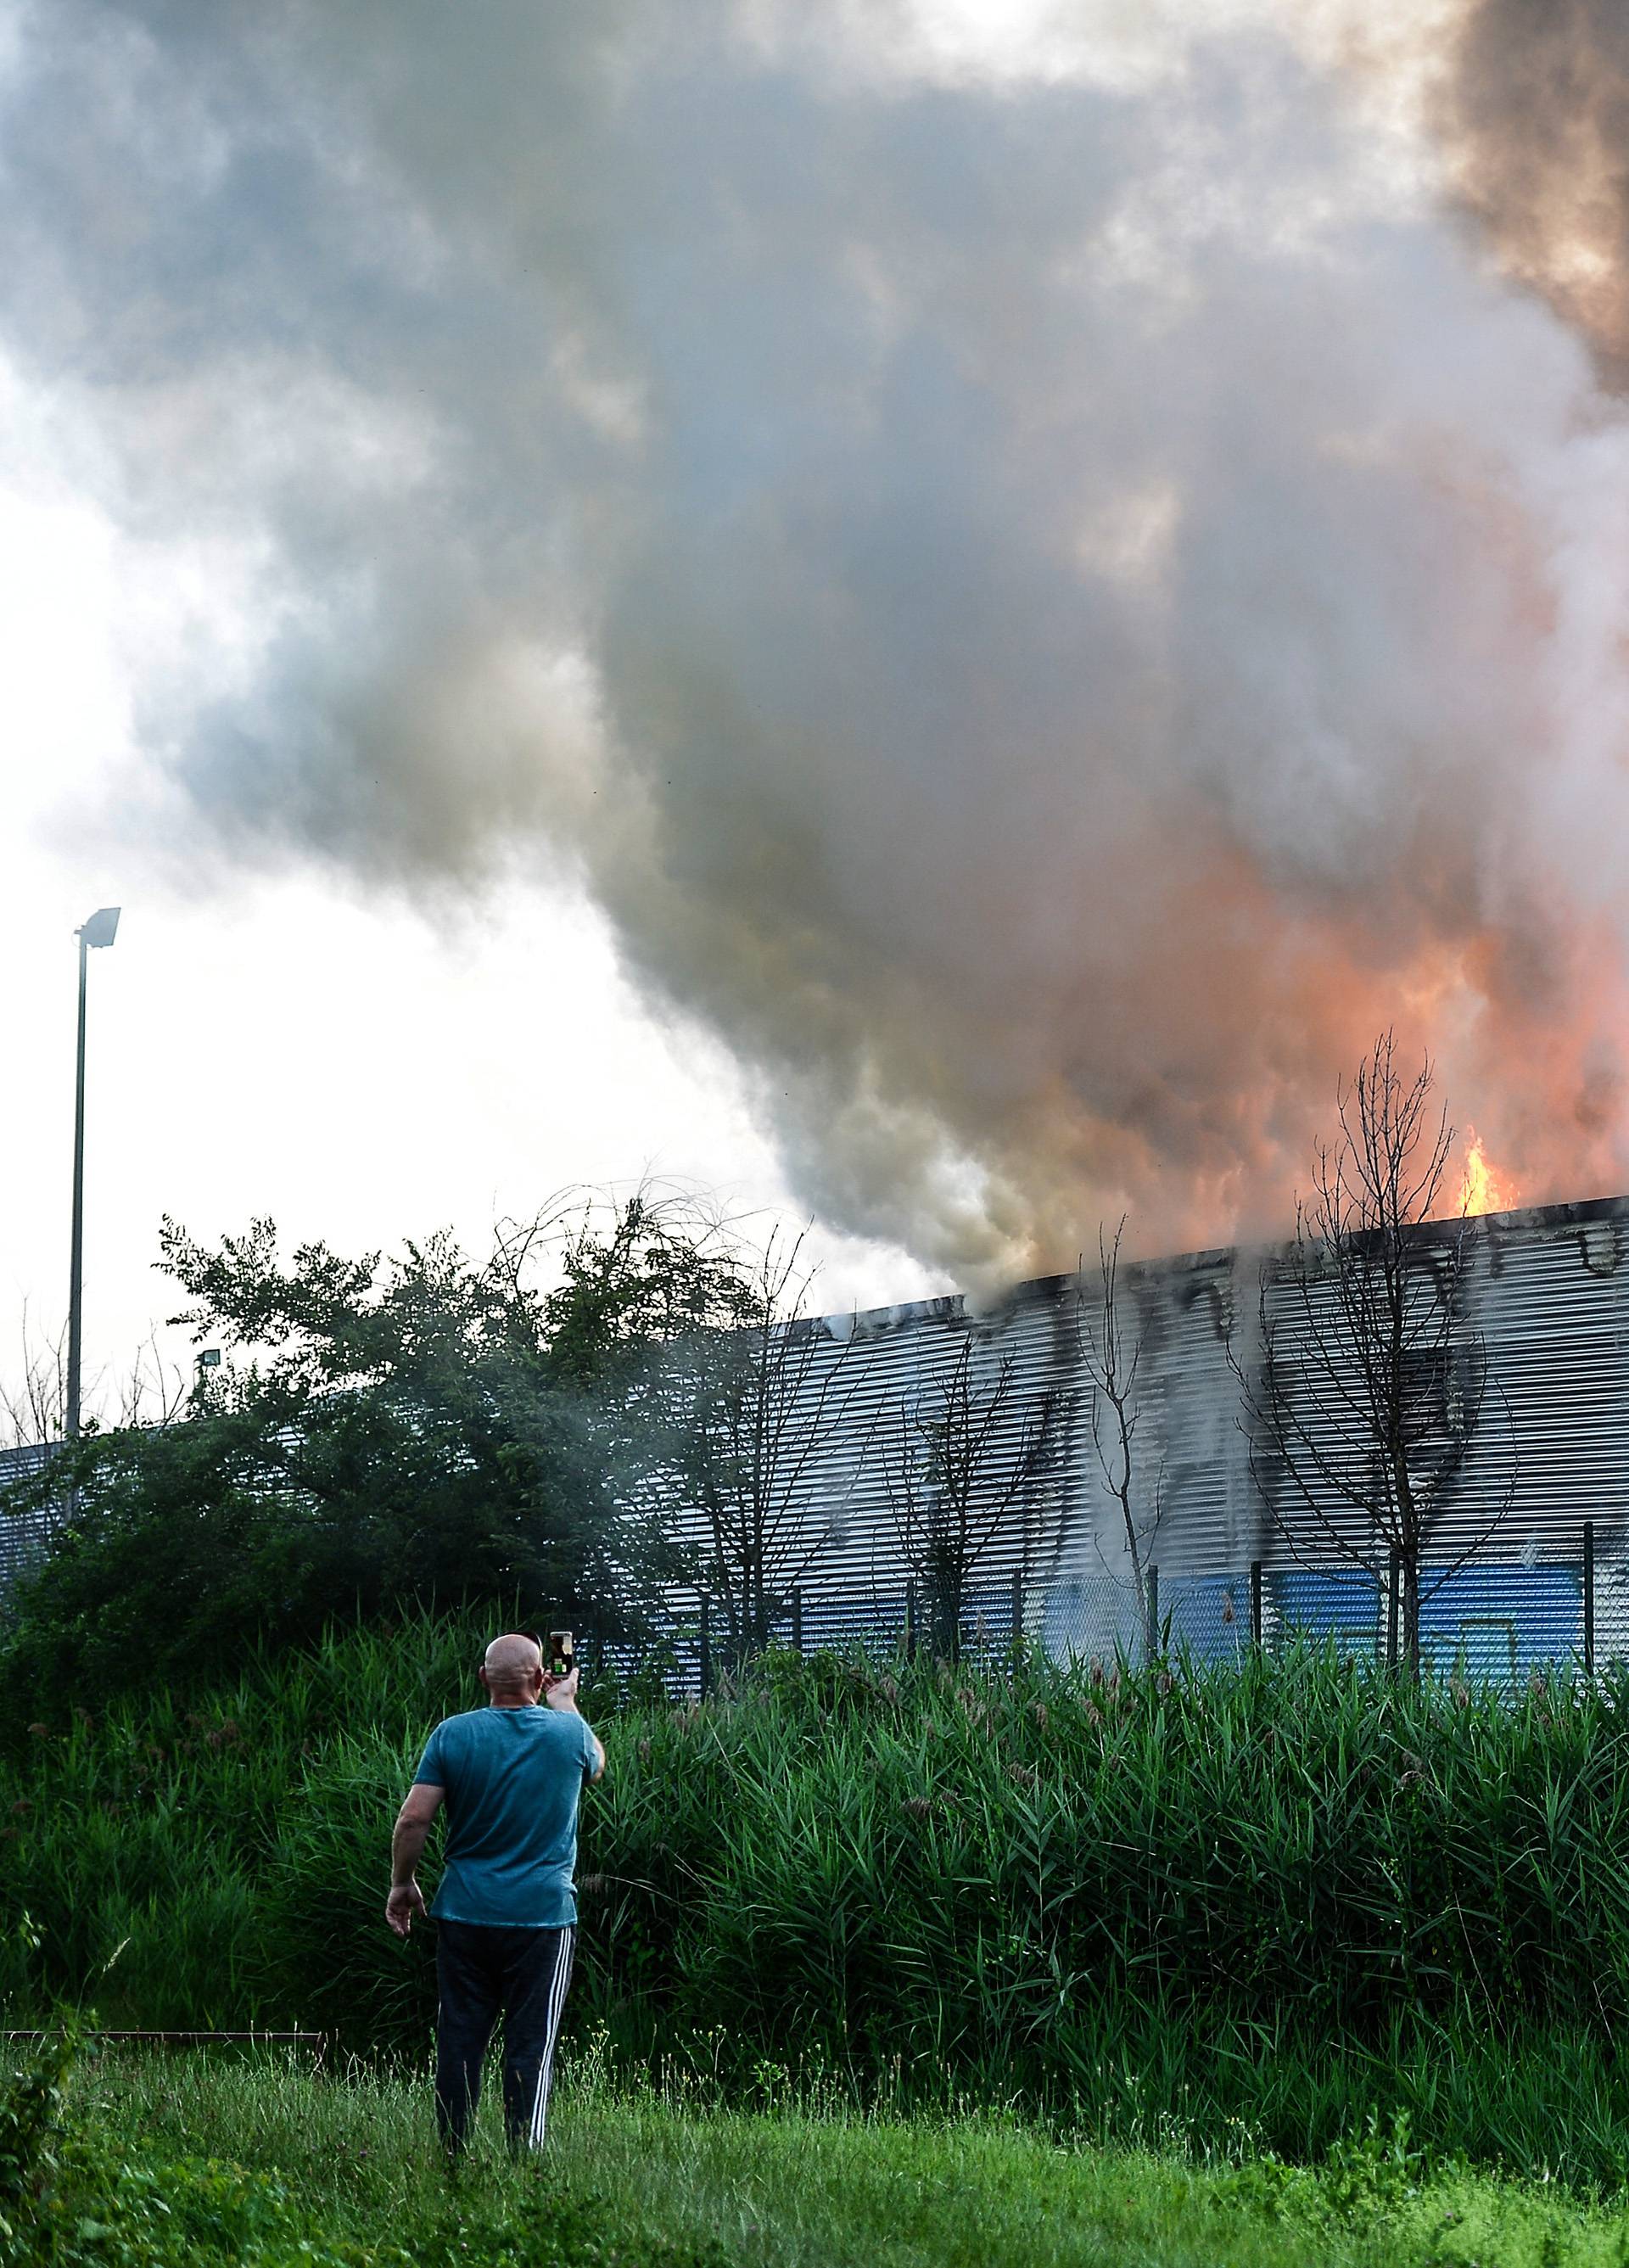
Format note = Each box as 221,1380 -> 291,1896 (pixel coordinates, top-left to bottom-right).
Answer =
15,2044 -> 1629,2268
10,1615 -> 1629,2181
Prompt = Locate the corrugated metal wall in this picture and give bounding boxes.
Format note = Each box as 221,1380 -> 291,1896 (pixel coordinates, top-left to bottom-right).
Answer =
0,1442 -> 54,1604
727,1193 -> 1629,1666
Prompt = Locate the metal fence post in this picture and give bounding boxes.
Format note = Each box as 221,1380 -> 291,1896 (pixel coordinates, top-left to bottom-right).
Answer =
698,1597 -> 712,1699
1250,1560 -> 1263,1650
904,1580 -> 917,1661
1385,1550 -> 1401,1671
1145,1564 -> 1159,1661
792,1587 -> 803,1655
1011,1569 -> 1024,1650
1584,1520 -> 1596,1678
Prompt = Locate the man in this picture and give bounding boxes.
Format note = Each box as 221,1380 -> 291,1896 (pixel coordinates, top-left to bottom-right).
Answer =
387,1631 -> 605,2153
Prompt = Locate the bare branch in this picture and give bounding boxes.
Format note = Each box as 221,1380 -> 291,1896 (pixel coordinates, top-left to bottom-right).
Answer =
1074,1219 -> 1165,1658
886,1327 -> 1066,1660
1227,1031 -> 1514,1675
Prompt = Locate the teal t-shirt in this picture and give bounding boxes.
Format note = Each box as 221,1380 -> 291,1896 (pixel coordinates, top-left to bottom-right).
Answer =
414,1705 -> 598,1929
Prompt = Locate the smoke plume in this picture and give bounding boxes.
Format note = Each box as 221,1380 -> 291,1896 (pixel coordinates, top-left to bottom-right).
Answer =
8,0 -> 1629,1280
1440,0 -> 1629,386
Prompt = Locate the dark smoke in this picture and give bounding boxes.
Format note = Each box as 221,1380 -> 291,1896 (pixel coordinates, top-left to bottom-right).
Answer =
1439,0 -> 1629,387
6,1 -> 1629,1282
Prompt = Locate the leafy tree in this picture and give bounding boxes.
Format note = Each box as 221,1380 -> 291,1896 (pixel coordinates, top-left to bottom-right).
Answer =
533,1190 -> 763,1390
0,1190 -> 764,1701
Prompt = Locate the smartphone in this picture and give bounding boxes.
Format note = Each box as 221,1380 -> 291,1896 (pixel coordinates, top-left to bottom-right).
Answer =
548,1630 -> 575,1680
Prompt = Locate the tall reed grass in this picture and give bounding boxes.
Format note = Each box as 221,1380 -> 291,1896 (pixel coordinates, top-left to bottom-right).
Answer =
5,1611 -> 1629,2177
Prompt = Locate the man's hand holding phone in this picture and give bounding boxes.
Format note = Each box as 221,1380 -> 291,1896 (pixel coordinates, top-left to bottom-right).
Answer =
543,1629 -> 578,1710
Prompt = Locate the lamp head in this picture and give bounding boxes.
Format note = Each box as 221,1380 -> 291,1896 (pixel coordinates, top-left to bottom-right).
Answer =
78,907 -> 120,949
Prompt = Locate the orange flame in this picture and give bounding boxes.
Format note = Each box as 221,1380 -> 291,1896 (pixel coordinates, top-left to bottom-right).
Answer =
1458,1128 -> 1518,1218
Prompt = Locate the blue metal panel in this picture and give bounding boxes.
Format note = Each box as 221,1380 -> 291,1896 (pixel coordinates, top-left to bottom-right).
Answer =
1419,1563 -> 1581,1684
1271,1565 -> 1381,1653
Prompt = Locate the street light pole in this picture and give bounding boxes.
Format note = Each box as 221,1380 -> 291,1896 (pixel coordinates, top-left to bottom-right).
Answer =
65,906 -> 120,1440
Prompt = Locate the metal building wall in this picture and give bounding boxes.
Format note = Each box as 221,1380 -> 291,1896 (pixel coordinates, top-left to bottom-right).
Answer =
761,1192 -> 1629,1668
0,1442 -> 54,1604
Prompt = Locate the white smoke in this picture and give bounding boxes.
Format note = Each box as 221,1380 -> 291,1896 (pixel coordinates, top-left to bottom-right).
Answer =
7,0 -> 1629,1280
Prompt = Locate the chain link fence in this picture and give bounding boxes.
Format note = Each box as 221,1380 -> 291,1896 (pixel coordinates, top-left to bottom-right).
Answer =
607,1527 -> 1615,1697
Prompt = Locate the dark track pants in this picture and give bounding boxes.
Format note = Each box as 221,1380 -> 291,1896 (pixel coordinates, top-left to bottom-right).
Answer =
434,1918 -> 576,2151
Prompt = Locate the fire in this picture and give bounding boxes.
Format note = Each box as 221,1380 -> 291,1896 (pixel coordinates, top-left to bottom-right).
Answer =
1458,1128 -> 1518,1218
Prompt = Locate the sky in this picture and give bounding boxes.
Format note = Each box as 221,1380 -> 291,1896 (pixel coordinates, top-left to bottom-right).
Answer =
0,427 -> 945,1425
6,0 -> 1629,1425
3,731 -> 948,1439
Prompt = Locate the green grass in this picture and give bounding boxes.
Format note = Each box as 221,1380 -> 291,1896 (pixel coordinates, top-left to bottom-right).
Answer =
11,1611 -> 1629,2180
42,2047 -> 1629,2268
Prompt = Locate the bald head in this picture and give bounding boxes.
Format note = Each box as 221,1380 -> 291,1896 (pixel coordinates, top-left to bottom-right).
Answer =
480,1632 -> 543,1701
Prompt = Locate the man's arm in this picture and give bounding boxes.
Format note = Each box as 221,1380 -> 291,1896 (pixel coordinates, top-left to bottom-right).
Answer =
385,1781 -> 444,1938
544,1666 -> 605,1779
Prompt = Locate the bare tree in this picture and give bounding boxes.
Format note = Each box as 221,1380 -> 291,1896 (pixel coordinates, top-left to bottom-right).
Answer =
1075,1220 -> 1165,1660
1231,1032 -> 1514,1677
672,1229 -> 865,1660
1,1309 -> 191,1448
886,1331 -> 1066,1661
0,1311 -> 68,1448
0,1314 -> 190,1560
114,1329 -> 193,1431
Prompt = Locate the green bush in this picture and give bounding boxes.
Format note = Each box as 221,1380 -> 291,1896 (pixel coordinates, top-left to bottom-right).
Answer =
8,1613 -> 1629,2178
